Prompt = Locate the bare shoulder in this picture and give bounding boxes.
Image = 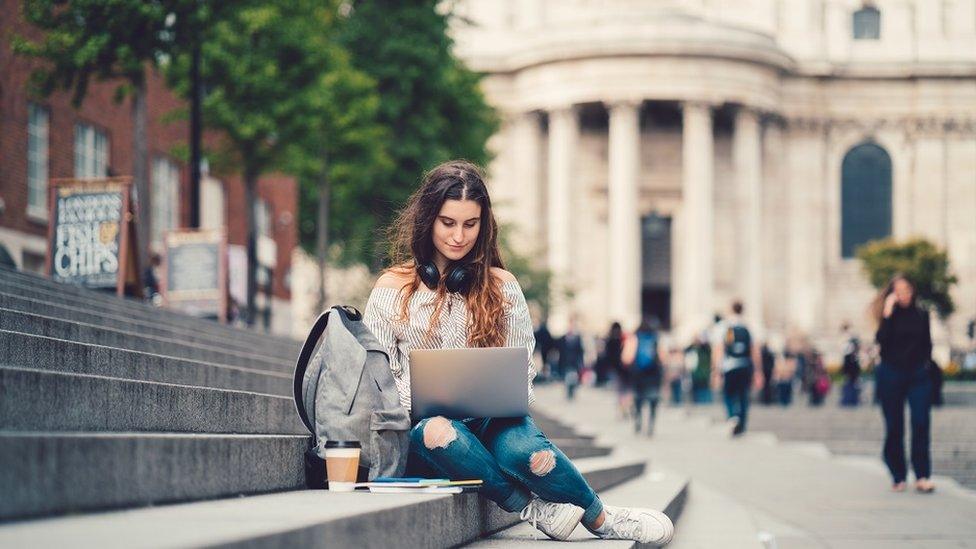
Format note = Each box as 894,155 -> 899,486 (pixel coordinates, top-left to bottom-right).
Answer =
490,267 -> 518,285
374,267 -> 414,290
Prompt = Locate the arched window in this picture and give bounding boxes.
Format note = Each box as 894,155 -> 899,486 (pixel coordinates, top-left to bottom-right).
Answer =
841,142 -> 892,258
853,6 -> 881,40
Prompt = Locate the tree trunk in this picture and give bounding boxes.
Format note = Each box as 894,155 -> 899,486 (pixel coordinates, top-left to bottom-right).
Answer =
316,155 -> 331,312
244,165 -> 259,327
132,82 -> 150,291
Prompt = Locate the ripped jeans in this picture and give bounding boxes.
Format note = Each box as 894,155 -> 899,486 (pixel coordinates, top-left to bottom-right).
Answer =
407,415 -> 604,525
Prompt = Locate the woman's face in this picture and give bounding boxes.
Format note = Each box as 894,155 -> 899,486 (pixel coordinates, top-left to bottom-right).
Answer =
432,199 -> 481,263
892,278 -> 914,307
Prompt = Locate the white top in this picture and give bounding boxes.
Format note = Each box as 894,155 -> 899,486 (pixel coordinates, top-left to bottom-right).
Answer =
363,279 -> 537,411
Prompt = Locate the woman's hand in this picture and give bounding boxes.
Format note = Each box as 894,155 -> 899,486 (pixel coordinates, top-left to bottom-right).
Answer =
883,293 -> 898,318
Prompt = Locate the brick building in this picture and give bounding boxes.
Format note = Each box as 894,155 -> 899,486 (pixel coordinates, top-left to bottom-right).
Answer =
0,0 -> 297,335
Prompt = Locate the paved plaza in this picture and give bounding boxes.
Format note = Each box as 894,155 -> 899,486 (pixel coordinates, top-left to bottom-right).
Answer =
533,384 -> 976,549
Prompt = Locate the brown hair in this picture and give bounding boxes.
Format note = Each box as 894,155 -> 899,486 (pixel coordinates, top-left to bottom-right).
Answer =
384,160 -> 507,347
869,273 -> 916,325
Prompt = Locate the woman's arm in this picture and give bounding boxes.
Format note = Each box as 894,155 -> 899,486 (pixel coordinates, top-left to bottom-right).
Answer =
496,270 -> 538,406
362,282 -> 410,406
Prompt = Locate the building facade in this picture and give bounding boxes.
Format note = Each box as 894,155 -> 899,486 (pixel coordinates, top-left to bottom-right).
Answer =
0,0 -> 297,335
451,0 -> 976,347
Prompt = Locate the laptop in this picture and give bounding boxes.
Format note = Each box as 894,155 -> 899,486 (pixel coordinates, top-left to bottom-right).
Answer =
409,347 -> 529,420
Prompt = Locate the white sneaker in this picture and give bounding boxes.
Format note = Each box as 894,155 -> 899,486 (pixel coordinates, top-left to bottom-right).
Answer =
519,497 -> 585,541
593,505 -> 674,546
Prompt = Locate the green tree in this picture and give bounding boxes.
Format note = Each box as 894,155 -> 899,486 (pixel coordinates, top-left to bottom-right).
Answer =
14,0 -> 192,280
167,0 -> 375,323
340,0 -> 498,268
857,237 -> 958,318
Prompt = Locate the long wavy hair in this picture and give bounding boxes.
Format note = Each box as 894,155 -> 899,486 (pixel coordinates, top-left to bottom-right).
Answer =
869,273 -> 916,326
384,160 -> 507,347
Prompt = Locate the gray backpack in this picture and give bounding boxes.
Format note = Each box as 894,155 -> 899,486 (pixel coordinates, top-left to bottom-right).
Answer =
293,305 -> 411,487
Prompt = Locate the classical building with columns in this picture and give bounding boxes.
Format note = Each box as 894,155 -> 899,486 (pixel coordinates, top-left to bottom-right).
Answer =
450,0 -> 976,347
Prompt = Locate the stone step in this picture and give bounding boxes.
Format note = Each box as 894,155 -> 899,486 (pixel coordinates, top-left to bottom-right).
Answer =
0,267 -> 299,351
0,308 -> 291,372
0,290 -> 291,361
468,469 -> 689,547
0,366 -> 306,434
0,454 -> 645,546
0,432 -> 309,521
0,329 -> 293,396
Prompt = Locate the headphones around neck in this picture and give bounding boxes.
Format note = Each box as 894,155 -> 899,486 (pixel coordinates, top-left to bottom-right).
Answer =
417,260 -> 474,294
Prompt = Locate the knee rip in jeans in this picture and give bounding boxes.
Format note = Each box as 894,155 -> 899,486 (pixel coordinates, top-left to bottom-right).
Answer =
422,416 -> 457,450
529,449 -> 556,476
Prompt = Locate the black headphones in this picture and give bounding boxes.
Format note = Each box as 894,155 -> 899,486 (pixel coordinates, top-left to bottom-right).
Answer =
416,261 -> 474,294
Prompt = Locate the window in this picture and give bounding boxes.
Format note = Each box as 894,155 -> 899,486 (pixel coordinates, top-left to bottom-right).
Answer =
74,123 -> 109,178
151,156 -> 181,247
27,103 -> 50,219
853,6 -> 881,40
841,142 -> 892,258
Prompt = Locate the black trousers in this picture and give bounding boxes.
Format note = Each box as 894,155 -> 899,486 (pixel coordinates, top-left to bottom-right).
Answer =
876,363 -> 932,482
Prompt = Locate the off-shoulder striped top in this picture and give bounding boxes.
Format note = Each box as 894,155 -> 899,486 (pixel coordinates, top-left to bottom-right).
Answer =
362,279 -> 537,411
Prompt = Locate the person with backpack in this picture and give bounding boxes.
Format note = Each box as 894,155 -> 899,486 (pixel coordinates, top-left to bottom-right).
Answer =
622,318 -> 666,436
360,161 -> 674,545
713,301 -> 759,436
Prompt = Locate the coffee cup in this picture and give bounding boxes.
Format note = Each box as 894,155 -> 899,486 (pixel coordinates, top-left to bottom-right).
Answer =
324,440 -> 361,492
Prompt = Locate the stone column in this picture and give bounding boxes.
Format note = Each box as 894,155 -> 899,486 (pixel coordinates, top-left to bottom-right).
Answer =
734,106 -> 764,333
546,105 -> 579,331
607,100 -> 642,329
681,101 -> 715,330
510,111 -> 544,249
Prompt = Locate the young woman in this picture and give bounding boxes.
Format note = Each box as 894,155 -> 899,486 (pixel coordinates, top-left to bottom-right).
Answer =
872,274 -> 935,493
363,160 -> 674,544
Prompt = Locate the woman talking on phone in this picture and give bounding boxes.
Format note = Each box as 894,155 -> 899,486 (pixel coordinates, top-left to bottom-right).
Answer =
363,160 -> 673,544
872,274 -> 935,493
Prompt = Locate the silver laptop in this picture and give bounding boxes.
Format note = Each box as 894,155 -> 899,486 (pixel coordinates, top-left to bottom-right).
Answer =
409,347 -> 529,420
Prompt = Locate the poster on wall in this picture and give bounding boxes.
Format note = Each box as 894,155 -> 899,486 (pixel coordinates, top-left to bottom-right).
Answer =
46,177 -> 140,296
161,229 -> 228,321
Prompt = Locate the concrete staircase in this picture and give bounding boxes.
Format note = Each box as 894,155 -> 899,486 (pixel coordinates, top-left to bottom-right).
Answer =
0,266 -> 683,547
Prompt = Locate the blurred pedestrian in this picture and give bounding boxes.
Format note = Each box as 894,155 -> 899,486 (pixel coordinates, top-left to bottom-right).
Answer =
603,322 -> 631,418
872,274 -> 935,493
534,319 -> 557,382
559,316 -> 585,400
759,342 -> 775,405
840,322 -> 862,407
666,343 -> 686,405
714,301 -> 758,436
807,351 -> 830,406
686,333 -> 713,403
623,317 -> 665,436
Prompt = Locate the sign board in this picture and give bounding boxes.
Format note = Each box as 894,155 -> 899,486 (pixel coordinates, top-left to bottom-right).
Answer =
161,229 -> 228,321
46,177 -> 139,296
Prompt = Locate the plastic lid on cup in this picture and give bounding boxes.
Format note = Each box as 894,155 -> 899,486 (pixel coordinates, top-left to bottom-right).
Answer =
324,440 -> 361,449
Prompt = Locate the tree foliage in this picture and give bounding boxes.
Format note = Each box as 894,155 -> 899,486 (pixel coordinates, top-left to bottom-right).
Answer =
340,0 -> 499,268
13,0 -> 180,104
857,237 -> 958,318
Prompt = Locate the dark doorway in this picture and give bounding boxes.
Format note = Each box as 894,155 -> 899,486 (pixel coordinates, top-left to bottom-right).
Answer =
641,214 -> 672,329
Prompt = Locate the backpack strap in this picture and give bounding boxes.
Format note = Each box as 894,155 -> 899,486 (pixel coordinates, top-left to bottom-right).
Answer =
292,306 -> 363,433
293,310 -> 331,433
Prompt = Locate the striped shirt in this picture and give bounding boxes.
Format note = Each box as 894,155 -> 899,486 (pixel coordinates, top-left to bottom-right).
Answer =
362,279 -> 537,410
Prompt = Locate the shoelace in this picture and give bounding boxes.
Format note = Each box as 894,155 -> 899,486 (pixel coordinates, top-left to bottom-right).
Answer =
520,500 -> 558,538
606,508 -> 644,541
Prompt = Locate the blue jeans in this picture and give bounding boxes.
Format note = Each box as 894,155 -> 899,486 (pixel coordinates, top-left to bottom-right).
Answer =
407,415 -> 604,525
876,363 -> 932,482
723,366 -> 751,429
